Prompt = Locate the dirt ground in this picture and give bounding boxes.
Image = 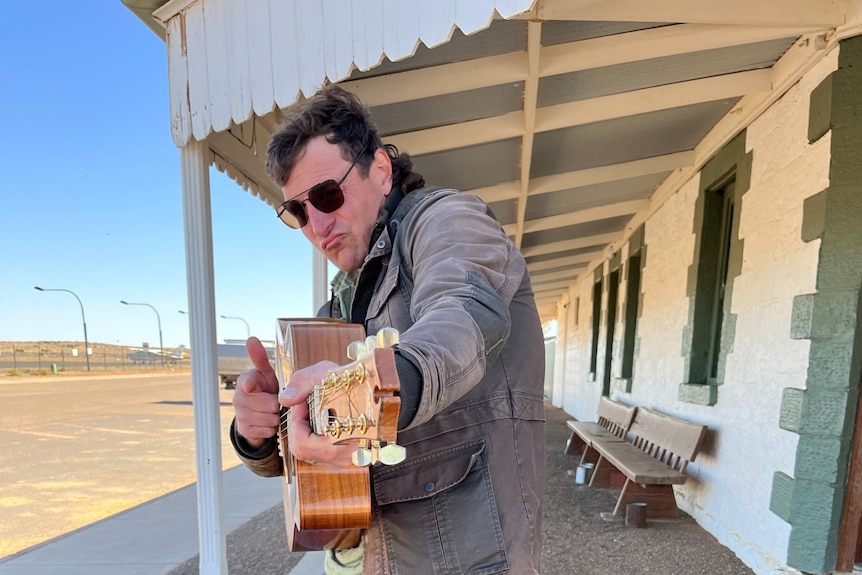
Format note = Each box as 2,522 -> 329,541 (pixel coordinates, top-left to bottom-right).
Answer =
170,403 -> 755,575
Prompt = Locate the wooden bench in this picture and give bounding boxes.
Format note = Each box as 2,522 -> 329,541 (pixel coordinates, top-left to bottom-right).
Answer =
564,397 -> 637,468
588,407 -> 707,519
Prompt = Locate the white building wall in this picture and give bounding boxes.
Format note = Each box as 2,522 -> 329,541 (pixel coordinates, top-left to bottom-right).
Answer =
555,49 -> 839,574
560,281 -> 605,420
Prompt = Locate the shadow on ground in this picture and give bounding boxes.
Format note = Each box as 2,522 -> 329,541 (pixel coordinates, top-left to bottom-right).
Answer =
171,402 -> 754,575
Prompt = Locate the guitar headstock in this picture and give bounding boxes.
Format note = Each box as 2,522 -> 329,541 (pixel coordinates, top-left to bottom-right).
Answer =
307,327 -> 405,467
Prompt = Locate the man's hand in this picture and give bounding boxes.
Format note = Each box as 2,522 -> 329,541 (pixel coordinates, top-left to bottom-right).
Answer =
232,337 -> 281,449
280,361 -> 361,468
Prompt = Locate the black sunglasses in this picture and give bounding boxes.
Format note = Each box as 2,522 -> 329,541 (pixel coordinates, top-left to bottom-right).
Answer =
275,145 -> 369,229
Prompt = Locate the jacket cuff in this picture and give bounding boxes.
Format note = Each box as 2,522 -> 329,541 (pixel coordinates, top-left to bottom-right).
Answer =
229,418 -> 283,477
394,350 -> 422,430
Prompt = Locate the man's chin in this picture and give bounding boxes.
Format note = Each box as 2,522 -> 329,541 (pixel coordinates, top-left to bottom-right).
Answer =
327,252 -> 362,273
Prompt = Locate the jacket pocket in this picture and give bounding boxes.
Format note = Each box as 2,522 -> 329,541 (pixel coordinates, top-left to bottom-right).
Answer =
365,265 -> 399,321
372,441 -> 508,575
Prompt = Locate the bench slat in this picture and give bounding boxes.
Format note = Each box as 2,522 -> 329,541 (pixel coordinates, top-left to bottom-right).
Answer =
596,440 -> 688,485
567,421 -> 627,444
629,408 -> 706,462
581,407 -> 708,519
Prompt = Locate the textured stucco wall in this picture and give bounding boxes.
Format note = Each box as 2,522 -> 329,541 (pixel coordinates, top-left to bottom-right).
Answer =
552,47 -> 839,574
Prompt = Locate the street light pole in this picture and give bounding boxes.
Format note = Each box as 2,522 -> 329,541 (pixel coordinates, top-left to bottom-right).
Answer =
34,286 -> 90,371
121,300 -> 164,368
219,314 -> 250,339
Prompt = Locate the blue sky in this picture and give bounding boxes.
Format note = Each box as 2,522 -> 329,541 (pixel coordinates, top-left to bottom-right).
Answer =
0,2 -> 316,349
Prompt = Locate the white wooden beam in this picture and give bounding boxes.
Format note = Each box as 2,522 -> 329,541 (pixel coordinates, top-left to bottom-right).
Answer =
529,152 -> 692,196
341,52 -> 528,106
535,0 -> 848,27
531,278 -> 580,291
343,23 -> 812,109
385,111 -> 524,155
469,151 -> 692,202
528,252 -> 600,272
392,70 -> 769,155
534,69 -> 772,132
505,199 -> 647,236
514,21 -> 543,248
539,23 -> 817,77
530,267 -> 589,283
521,232 -> 620,258
534,292 -> 566,302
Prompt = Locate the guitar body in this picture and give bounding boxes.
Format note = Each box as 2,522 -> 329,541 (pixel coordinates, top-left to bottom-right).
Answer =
275,319 -> 401,552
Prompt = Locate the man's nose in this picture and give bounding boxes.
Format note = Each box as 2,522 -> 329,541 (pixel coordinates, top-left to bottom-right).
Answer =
305,203 -> 333,235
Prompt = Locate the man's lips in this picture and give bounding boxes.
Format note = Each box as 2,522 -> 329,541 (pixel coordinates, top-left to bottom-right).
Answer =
320,233 -> 344,252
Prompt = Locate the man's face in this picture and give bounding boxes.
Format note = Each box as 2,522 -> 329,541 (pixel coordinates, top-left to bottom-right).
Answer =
282,136 -> 391,272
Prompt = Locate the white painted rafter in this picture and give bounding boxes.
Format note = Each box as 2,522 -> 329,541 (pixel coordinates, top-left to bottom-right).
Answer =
530,267 -> 590,284
532,0 -> 848,27
520,232 -> 620,258
528,252 -> 599,273
345,23 -> 809,108
503,200 -> 649,237
470,152 -> 692,203
513,21 -> 542,248
387,69 -> 770,155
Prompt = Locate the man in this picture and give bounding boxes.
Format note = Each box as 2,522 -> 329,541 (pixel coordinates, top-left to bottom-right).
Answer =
231,85 -> 545,574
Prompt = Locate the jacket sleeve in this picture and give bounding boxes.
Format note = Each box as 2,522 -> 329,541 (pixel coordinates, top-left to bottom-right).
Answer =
394,192 -> 528,428
229,418 -> 283,477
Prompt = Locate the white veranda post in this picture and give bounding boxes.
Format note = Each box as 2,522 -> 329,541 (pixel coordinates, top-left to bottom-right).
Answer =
180,138 -> 227,575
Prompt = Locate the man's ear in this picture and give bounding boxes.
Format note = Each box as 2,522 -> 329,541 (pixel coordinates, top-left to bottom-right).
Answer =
373,146 -> 393,192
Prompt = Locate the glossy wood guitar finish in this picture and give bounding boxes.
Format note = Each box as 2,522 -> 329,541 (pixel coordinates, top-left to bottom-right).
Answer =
274,319 -> 401,552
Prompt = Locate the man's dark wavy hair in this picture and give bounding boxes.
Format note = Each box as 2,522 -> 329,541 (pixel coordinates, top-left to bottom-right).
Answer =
266,85 -> 425,195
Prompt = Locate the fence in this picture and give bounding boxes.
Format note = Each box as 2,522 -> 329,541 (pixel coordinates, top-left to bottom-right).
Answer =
0,342 -> 190,375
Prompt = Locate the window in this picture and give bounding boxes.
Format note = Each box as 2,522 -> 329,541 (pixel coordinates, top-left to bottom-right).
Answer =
620,251 -> 642,380
707,183 -> 736,381
602,268 -> 620,396
589,276 -> 602,378
686,179 -> 740,387
680,132 -> 748,405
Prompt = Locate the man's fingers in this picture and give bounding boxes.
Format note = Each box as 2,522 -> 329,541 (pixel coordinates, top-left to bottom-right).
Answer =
233,388 -> 281,419
288,406 -> 356,467
238,336 -> 279,394
279,360 -> 336,407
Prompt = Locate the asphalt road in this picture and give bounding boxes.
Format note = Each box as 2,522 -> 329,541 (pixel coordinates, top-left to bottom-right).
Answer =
0,373 -> 239,558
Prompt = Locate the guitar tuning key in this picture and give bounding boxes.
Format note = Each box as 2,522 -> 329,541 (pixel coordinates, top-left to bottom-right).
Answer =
346,340 -> 366,360
365,336 -> 377,353
352,439 -> 373,467
376,327 -> 400,349
378,443 -> 406,465
352,447 -> 373,467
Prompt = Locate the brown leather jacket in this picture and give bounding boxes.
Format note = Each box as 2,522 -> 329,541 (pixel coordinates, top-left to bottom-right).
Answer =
233,188 -> 546,574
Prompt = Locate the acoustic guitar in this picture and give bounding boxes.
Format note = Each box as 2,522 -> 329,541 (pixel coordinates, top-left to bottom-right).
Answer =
274,318 -> 404,551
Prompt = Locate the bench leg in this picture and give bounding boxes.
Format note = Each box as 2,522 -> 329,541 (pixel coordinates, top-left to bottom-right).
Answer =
565,431 -> 587,456
612,480 -> 680,519
589,456 -> 615,488
579,445 -> 600,467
